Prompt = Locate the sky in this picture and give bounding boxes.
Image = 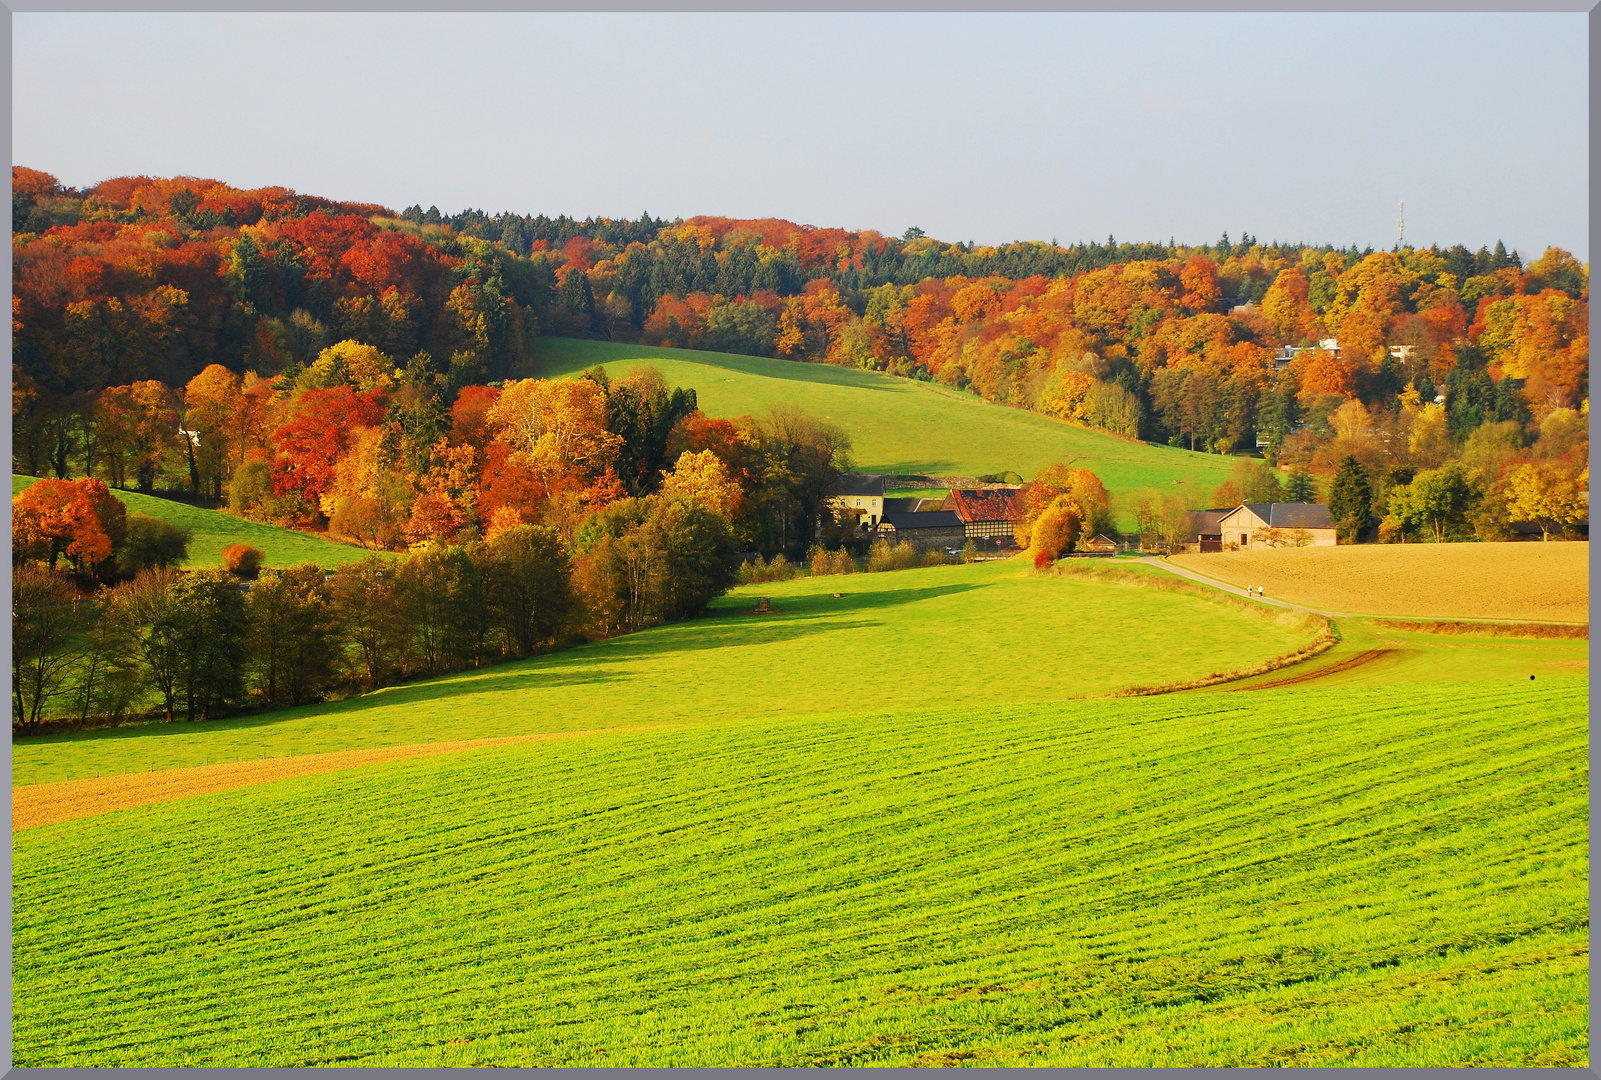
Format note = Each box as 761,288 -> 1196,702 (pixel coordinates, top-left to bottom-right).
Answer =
11,12 -> 1590,260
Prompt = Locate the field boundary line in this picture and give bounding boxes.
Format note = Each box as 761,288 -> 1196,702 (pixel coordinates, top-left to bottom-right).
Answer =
12,725 -> 657,832
1044,561 -> 1339,696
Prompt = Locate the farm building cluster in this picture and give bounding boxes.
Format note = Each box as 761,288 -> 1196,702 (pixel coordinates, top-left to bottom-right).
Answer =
829,475 -> 1117,555
832,474 -> 1342,555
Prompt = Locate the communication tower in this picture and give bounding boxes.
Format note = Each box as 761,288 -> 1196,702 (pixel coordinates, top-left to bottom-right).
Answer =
1397,200 -> 1405,246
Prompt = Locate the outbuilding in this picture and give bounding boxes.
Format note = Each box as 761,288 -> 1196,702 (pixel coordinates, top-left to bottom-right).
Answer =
1073,533 -> 1119,557
876,511 -> 967,552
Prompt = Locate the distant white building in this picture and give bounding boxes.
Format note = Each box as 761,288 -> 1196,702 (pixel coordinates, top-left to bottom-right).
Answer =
1272,338 -> 1341,373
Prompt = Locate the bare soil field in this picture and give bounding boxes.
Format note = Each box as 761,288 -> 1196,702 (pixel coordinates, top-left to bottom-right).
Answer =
12,727 -> 639,831
1170,542 -> 1589,623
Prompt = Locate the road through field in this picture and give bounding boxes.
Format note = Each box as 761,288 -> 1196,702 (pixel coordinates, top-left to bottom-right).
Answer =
12,726 -> 651,831
1137,556 -> 1354,616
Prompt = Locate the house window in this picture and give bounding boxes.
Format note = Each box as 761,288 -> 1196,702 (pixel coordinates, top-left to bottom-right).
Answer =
1241,534 -> 1249,545
854,499 -> 862,507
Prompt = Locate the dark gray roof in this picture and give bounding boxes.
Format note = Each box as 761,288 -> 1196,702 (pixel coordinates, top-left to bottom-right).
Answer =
1185,508 -> 1233,539
1236,502 -> 1335,529
879,511 -> 963,530
882,497 -> 921,515
837,474 -> 887,497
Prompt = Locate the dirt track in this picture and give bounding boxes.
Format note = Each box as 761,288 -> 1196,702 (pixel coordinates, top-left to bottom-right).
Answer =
1236,648 -> 1395,690
13,728 -> 625,832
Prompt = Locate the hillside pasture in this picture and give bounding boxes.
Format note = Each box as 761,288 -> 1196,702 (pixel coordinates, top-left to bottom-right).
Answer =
12,558 -> 1322,785
12,679 -> 1587,1066
12,475 -> 372,570
1170,542 -> 1589,624
529,338 -> 1239,504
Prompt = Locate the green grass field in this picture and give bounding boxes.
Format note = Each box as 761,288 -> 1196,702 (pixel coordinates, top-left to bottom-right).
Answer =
13,678 -> 1586,1066
10,557 -> 1588,1066
530,338 -> 1238,504
13,558 -> 1320,783
13,474 -> 373,570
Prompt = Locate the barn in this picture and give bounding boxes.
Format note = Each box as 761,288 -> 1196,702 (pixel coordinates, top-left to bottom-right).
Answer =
876,511 -> 967,552
942,488 -> 1024,545
1215,502 -> 1337,548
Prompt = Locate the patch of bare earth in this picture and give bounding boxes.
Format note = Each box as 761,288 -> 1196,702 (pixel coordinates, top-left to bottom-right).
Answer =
13,728 -> 628,832
1170,542 -> 1588,623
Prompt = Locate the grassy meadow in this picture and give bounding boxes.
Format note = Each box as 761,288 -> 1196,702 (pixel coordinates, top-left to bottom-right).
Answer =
13,677 -> 1587,1066
529,338 -> 1239,502
10,551 -> 1589,1066
13,474 -> 373,570
13,558 -> 1320,784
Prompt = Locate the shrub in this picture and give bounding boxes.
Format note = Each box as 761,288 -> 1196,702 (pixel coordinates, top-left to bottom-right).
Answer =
738,553 -> 800,585
866,538 -> 919,573
330,496 -> 405,551
222,544 -> 264,580
117,513 -> 191,576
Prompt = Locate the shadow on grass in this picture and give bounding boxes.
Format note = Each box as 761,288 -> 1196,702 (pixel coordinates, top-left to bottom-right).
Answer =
531,339 -> 919,393
18,583 -> 983,752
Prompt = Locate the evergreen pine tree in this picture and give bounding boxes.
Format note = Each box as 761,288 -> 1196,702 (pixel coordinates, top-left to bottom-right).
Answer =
1327,455 -> 1373,544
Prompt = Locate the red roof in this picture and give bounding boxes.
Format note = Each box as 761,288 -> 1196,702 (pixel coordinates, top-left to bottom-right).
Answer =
944,488 -> 1024,523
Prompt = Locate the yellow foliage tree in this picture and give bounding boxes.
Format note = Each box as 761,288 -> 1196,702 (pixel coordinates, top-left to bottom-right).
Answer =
301,340 -> 395,392
1027,496 -> 1082,568
1504,463 -> 1588,541
659,449 -> 742,518
487,378 -> 623,492
182,364 -> 242,498
1406,401 -> 1452,468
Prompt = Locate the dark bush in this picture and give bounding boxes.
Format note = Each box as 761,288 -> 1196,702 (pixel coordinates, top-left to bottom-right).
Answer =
117,513 -> 191,576
222,543 -> 264,580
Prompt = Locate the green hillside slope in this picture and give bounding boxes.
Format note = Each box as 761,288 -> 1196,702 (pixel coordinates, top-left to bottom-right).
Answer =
12,475 -> 373,570
14,678 -> 1586,1066
14,558 -> 1322,782
530,338 -> 1239,500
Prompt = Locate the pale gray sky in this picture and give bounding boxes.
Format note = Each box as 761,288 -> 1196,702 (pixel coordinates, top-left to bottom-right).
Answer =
12,12 -> 1590,259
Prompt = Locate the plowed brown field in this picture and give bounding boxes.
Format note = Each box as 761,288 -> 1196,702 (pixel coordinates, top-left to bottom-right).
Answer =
1170,541 -> 1588,623
12,727 -> 637,831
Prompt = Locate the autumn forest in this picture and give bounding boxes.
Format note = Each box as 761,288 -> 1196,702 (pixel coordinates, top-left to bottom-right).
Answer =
12,165 -> 1589,559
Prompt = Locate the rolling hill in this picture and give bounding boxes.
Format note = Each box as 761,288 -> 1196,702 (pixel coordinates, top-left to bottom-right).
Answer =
529,338 -> 1240,502
10,556 -> 1588,1066
12,557 -> 1324,782
12,475 -> 375,570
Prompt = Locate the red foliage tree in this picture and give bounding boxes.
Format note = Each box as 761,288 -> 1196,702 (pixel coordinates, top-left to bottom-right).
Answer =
269,386 -> 388,506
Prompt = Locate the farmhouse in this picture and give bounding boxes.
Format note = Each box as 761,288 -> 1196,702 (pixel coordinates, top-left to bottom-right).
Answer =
830,474 -> 888,529
942,487 -> 1024,544
1216,502 -> 1337,549
876,511 -> 967,551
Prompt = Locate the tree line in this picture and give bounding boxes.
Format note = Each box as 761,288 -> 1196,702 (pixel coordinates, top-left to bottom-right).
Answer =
12,489 -> 749,731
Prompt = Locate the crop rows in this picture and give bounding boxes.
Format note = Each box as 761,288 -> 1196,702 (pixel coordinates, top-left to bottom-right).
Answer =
14,678 -> 1587,1066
